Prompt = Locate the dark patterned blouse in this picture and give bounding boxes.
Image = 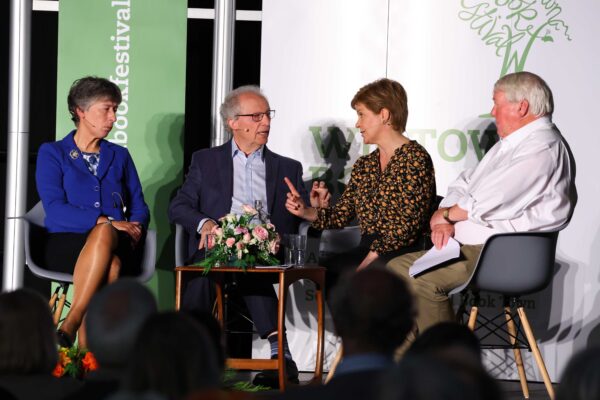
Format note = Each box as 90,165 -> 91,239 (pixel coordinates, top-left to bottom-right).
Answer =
311,140 -> 436,254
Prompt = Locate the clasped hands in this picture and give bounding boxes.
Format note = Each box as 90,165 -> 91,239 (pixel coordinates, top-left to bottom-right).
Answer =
97,216 -> 143,246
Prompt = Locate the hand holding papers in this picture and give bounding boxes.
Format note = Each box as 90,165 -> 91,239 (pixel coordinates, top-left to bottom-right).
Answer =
409,237 -> 461,277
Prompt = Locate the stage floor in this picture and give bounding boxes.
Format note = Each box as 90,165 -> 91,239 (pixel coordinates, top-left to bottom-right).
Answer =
232,371 -> 554,399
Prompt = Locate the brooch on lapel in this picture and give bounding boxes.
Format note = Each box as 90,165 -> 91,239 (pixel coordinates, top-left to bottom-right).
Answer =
69,149 -> 79,160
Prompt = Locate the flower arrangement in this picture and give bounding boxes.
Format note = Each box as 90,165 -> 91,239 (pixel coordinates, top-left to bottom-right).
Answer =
198,205 -> 280,273
52,346 -> 98,379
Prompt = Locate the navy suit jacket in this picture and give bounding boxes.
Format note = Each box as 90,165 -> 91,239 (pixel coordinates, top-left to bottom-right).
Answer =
36,130 -> 150,233
168,140 -> 309,260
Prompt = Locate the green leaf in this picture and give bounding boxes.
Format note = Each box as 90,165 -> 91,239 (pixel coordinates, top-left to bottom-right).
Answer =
541,35 -> 554,42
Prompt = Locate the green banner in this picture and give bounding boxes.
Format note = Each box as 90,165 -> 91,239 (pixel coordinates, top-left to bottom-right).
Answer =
56,0 -> 187,309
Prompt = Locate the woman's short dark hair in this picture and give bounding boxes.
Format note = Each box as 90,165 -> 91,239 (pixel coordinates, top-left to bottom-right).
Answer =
351,78 -> 409,133
67,76 -> 122,125
0,289 -> 57,374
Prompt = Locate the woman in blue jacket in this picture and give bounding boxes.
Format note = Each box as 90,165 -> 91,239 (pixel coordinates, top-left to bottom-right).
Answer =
36,76 -> 149,348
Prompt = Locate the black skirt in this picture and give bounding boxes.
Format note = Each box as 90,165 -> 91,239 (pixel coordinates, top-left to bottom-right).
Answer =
41,228 -> 145,277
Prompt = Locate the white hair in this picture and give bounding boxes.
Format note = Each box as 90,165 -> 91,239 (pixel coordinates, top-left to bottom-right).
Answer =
219,85 -> 268,133
494,71 -> 554,117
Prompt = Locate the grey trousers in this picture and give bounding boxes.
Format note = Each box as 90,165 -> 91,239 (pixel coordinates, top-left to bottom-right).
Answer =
386,244 -> 483,333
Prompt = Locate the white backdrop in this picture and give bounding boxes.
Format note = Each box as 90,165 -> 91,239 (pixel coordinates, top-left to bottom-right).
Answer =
256,0 -> 600,381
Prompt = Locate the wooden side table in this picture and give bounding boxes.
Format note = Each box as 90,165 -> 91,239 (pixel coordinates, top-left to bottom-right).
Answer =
175,265 -> 325,391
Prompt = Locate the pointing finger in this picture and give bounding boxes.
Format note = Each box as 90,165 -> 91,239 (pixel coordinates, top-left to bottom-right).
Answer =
284,177 -> 300,197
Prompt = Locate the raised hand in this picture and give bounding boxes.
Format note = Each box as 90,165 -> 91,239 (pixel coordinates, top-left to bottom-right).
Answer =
284,177 -> 318,221
310,181 -> 331,208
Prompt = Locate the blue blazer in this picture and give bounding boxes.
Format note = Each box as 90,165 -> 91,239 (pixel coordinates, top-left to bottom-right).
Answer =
36,131 -> 150,233
168,140 -> 309,259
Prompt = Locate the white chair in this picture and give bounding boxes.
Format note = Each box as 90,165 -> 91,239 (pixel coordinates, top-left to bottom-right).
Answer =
23,201 -> 156,324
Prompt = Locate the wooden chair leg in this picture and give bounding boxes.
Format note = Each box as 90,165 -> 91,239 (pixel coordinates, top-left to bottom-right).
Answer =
49,292 -> 58,312
505,306 -> 530,399
175,270 -> 182,310
325,345 -> 343,384
517,306 -> 555,400
214,282 -> 224,329
53,284 -> 69,325
467,305 -> 479,331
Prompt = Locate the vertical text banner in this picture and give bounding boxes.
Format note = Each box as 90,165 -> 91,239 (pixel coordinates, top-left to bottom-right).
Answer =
56,0 -> 187,308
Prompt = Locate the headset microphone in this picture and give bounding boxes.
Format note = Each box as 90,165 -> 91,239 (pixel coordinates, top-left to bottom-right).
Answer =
112,192 -> 128,221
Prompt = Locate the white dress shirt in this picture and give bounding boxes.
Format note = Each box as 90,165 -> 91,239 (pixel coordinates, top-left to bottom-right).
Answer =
440,116 -> 575,245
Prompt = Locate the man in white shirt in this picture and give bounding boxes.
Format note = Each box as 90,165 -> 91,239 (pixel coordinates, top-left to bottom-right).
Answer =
387,71 -> 576,332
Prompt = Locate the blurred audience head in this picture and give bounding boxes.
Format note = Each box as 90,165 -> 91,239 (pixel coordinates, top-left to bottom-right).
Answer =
182,310 -> 226,371
123,311 -> 221,400
406,321 -> 482,368
351,78 -> 409,133
390,321 -> 502,400
0,289 -> 57,375
380,353 -> 502,400
556,346 -> 600,400
330,268 -> 414,355
86,278 -> 158,369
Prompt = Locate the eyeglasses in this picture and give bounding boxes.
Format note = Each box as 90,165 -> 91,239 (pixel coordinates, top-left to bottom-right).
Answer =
235,110 -> 276,122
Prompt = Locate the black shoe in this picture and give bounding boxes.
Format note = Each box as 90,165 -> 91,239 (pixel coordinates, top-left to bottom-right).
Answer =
56,329 -> 73,348
252,357 -> 299,388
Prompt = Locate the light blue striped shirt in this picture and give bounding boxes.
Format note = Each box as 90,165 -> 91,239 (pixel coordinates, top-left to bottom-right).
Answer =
197,140 -> 268,233
230,140 -> 268,215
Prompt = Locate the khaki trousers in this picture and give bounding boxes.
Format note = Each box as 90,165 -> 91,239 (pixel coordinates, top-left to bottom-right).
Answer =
386,244 -> 483,333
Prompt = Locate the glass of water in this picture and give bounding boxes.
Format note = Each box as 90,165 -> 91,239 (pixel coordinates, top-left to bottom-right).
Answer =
284,234 -> 307,266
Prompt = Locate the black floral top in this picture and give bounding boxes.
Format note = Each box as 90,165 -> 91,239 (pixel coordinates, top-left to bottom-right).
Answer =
312,140 -> 436,254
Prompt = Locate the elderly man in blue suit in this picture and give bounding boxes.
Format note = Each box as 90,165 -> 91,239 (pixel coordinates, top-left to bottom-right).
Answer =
169,85 -> 326,387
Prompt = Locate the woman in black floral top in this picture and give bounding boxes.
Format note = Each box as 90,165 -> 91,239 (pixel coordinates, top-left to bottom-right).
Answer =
285,78 -> 436,274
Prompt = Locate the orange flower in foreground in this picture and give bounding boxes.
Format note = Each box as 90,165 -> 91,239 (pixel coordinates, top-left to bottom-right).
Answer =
58,350 -> 71,366
52,363 -> 64,378
82,351 -> 99,372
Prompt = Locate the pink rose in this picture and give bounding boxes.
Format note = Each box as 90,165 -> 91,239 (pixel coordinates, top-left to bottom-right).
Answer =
252,226 -> 269,241
225,237 -> 236,248
236,242 -> 245,250
243,232 -> 252,243
234,226 -> 248,235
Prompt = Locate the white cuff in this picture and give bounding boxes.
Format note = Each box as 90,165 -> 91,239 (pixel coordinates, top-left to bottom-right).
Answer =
197,218 -> 215,234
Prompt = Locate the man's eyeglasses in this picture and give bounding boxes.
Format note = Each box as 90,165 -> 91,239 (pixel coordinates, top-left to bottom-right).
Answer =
235,110 -> 276,122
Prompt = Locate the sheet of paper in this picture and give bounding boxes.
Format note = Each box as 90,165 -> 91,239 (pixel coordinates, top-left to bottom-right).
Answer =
254,264 -> 294,269
409,237 -> 461,277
